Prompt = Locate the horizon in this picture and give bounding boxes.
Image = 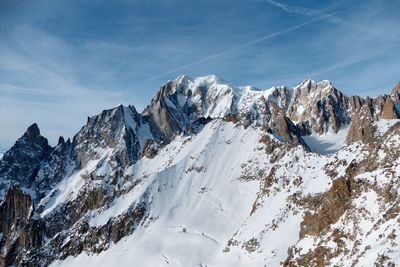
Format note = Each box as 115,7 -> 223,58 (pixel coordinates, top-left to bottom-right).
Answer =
1,0 -> 400,150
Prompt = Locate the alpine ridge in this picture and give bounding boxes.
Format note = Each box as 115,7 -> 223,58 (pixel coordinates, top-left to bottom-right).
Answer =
0,75 -> 400,267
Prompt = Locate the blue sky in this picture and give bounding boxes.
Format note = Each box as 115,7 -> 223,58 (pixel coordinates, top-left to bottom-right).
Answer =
1,0 -> 399,150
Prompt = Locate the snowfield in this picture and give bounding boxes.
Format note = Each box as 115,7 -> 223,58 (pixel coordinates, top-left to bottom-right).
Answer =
49,118 -> 400,267
50,121 -> 265,266
302,125 -> 349,154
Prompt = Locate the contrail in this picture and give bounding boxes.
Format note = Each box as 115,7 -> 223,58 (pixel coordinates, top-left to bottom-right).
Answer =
142,19 -> 316,82
262,0 -> 377,33
261,0 -> 348,26
141,1 -> 354,83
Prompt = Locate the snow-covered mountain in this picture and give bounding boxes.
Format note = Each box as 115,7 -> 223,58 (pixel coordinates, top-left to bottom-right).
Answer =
1,75 -> 400,267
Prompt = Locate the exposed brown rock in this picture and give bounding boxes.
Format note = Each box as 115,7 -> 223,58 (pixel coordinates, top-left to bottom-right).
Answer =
0,187 -> 43,266
142,139 -> 157,159
346,99 -> 376,144
224,113 -> 239,124
348,95 -> 364,113
328,106 -> 341,133
285,245 -> 331,267
382,98 -> 398,119
268,103 -> 304,145
299,177 -> 351,238
286,80 -> 351,134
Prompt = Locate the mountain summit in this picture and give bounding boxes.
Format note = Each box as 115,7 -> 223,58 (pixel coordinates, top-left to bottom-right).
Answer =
1,76 -> 400,267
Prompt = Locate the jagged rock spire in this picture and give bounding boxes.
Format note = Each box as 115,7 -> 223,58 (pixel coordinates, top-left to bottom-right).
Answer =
0,123 -> 51,186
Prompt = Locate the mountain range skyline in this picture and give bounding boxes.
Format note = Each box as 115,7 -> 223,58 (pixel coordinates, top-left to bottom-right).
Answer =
1,0 -> 400,150
1,74 -> 398,152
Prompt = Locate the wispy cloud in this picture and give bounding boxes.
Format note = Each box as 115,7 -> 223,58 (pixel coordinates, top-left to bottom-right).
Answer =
261,0 -> 385,36
262,0 -> 347,26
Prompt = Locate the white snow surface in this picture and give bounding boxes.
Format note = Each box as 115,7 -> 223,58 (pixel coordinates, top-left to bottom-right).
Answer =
374,119 -> 400,136
302,125 -> 349,154
40,163 -> 86,217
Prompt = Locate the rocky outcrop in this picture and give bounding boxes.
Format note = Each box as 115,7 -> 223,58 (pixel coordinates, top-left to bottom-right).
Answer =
346,98 -> 376,144
347,95 -> 364,112
287,79 -> 350,134
0,123 -> 52,187
142,139 -> 158,159
267,103 -> 305,145
382,98 -> 398,119
284,121 -> 400,266
143,75 -> 234,141
35,137 -> 73,195
346,93 -> 400,144
144,83 -> 184,142
299,178 -> 351,239
35,202 -> 147,267
0,187 -> 43,267
72,105 -> 145,168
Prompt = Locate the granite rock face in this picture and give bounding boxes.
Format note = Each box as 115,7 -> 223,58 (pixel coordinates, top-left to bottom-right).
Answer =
72,105 -> 143,168
382,98 -> 398,119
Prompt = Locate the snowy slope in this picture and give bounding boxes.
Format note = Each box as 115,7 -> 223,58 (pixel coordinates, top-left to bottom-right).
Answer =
49,118 -> 400,267
302,125 -> 350,154
49,120 -> 266,266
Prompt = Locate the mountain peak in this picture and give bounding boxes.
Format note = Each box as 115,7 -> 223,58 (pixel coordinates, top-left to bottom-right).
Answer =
24,123 -> 40,139
298,77 -> 317,89
21,123 -> 50,149
296,78 -> 335,93
173,74 -> 222,84
170,74 -> 231,92
0,122 -> 51,187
